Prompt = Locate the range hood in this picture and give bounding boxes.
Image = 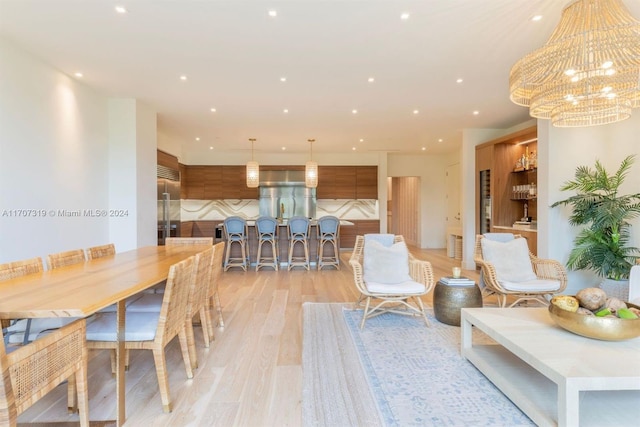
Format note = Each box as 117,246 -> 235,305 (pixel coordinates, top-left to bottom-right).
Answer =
259,170 -> 305,187
258,170 -> 316,219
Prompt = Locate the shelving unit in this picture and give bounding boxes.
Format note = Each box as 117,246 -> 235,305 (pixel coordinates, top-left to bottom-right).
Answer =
475,126 -> 538,255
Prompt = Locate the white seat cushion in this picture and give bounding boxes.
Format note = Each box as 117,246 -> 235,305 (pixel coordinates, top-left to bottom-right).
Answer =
366,280 -> 426,295
86,312 -> 159,342
500,279 -> 561,292
6,317 -> 80,344
125,293 -> 164,312
97,294 -> 144,313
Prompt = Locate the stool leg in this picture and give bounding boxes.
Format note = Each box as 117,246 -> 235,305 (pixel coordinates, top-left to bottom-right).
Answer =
304,240 -> 310,270
256,239 -> 263,271
272,239 -> 278,270
224,240 -> 232,271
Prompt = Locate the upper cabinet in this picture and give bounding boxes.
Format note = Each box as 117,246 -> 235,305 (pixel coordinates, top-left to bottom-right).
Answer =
317,166 -> 377,199
181,164 -> 377,200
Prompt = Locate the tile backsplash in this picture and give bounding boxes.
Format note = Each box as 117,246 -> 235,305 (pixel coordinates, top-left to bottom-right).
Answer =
181,199 -> 378,221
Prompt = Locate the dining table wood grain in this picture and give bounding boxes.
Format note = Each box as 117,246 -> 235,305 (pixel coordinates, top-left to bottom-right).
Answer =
0,245 -> 210,426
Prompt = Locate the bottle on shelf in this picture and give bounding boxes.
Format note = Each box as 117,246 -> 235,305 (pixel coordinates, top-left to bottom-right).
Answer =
529,182 -> 536,197
530,150 -> 537,169
524,147 -> 530,170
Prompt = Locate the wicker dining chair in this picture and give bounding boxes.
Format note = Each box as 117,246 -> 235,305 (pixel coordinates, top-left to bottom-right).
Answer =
184,246 -> 214,369
85,243 -> 115,260
0,257 -> 43,332
207,242 -> 226,341
86,257 -> 195,412
0,319 -> 89,427
349,234 -> 435,329
473,234 -> 567,307
206,242 -> 226,339
1,257 -> 75,347
46,249 -> 86,270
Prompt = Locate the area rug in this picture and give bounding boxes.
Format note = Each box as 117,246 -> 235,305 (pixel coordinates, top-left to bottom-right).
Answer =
302,303 -> 534,427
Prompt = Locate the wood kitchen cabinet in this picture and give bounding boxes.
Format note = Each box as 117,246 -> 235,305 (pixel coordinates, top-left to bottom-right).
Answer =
182,164 -> 377,200
317,166 -> 377,199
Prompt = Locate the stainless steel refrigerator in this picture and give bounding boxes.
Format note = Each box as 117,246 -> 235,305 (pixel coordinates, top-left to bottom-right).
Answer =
157,165 -> 181,245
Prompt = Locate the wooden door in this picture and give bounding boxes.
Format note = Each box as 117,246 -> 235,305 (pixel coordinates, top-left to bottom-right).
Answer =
390,177 -> 420,246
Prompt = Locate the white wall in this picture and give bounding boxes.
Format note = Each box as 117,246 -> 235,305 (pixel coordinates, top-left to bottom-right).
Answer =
387,152 -> 456,248
0,37 -> 110,262
0,37 -> 158,263
540,114 -> 640,293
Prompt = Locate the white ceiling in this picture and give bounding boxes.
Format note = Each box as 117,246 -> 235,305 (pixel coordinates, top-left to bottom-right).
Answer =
1,0 -> 639,155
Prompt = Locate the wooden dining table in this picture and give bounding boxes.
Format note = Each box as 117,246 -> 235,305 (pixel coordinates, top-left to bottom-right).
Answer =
0,245 -> 209,426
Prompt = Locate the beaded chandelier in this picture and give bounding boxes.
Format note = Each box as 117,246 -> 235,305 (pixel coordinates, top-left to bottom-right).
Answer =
509,0 -> 640,127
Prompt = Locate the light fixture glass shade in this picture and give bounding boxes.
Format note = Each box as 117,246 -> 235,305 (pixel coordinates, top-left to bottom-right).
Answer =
305,161 -> 318,188
246,161 -> 259,188
509,0 -> 640,127
246,138 -> 259,188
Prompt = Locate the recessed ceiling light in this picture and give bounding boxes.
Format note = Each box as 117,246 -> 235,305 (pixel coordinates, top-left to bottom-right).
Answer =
421,147 -> 426,151
74,72 -> 83,78
280,77 -> 287,82
401,13 -> 410,20
115,6 -> 127,14
352,147 -> 356,151
359,138 -> 364,142
268,10 -> 277,17
368,77 -> 375,83
438,138 -> 443,143
473,110 -> 480,115
180,75 -> 187,81
281,147 -> 286,151
195,137 -> 200,141
531,15 -> 543,21
209,146 -> 213,150
456,78 -> 463,83
210,108 -> 216,112
283,109 -> 289,113
352,109 -> 358,114
413,110 -> 419,114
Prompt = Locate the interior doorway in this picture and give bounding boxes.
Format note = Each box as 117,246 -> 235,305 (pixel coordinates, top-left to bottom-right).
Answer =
387,176 -> 421,246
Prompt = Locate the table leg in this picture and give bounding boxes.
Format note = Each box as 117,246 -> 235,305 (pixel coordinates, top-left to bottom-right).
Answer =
460,310 -> 473,356
557,380 -> 579,427
116,300 -> 126,426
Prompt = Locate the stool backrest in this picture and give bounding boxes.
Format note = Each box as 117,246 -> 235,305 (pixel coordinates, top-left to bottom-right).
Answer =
288,216 -> 310,239
223,216 -> 247,239
317,216 -> 340,235
256,216 -> 278,236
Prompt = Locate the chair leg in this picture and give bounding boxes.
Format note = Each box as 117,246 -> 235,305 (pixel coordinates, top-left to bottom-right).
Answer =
414,296 -> 430,327
256,240 -> 263,271
178,328 -> 194,379
223,241 -> 232,271
361,297 -> 371,329
185,320 -> 198,370
199,307 -> 210,348
214,293 -> 225,328
67,373 -> 77,413
76,356 -> 90,427
152,348 -> 173,413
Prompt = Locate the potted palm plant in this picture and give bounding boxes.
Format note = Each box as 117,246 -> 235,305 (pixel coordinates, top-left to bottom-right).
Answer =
551,155 -> 640,300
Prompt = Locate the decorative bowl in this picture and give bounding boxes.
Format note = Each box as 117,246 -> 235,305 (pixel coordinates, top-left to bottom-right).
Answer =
548,300 -> 640,341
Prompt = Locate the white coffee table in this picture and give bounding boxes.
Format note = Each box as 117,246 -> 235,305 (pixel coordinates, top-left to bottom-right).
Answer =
461,307 -> 640,427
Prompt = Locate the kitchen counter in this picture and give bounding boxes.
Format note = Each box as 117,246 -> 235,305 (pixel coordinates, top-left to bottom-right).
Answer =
217,219 -> 354,267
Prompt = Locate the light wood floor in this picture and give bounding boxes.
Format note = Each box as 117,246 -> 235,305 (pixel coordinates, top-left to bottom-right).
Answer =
17,248 -> 480,427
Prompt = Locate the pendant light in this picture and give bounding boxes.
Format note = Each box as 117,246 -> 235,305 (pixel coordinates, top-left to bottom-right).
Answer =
305,138 -> 318,188
509,0 -> 640,127
246,138 -> 259,188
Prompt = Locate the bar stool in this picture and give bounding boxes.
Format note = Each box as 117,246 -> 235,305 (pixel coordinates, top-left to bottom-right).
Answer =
223,216 -> 248,271
317,215 -> 340,270
287,216 -> 310,271
255,216 -> 279,271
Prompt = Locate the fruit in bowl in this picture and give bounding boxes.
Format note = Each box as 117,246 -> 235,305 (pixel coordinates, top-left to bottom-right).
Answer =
549,288 -> 640,341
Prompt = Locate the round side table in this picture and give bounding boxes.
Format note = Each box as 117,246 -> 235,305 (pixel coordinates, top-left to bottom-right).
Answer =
433,280 -> 483,326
